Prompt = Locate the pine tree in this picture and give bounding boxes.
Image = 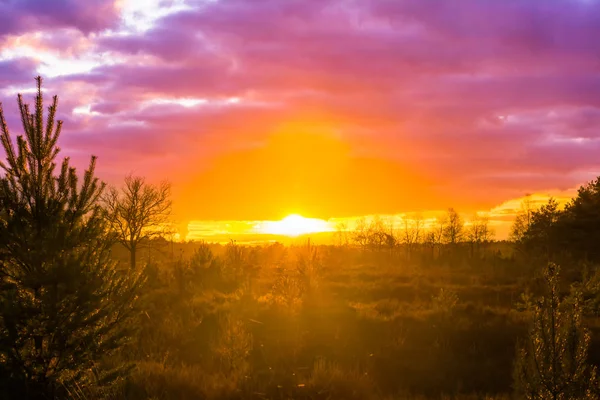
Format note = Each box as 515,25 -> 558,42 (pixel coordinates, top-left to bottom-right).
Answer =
513,263 -> 599,400
0,77 -> 143,399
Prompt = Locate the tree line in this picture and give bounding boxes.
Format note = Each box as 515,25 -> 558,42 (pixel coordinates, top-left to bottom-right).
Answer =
511,184 -> 600,266
336,208 -> 494,260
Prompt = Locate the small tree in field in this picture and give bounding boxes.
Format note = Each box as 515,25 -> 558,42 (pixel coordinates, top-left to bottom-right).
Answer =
510,195 -> 535,243
467,213 -> 494,258
514,263 -> 599,400
402,213 -> 423,260
0,77 -> 143,399
101,175 -> 171,269
442,207 -> 464,245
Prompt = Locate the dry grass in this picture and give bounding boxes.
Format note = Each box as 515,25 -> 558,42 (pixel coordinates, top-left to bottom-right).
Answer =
100,242 -> 594,399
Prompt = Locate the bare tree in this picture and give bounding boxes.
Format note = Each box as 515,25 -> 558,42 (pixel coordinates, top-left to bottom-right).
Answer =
334,221 -> 350,247
367,216 -> 389,252
102,175 -> 172,269
510,194 -> 535,243
382,218 -> 398,255
467,213 -> 494,258
352,217 -> 370,250
443,208 -> 464,245
413,214 -> 424,245
424,230 -> 436,259
425,217 -> 445,259
402,213 -> 423,260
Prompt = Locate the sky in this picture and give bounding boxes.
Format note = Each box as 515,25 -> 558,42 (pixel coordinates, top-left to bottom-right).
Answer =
1,0 -> 599,240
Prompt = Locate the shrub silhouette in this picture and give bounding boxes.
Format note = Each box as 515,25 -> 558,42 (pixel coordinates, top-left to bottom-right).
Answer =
513,263 -> 599,400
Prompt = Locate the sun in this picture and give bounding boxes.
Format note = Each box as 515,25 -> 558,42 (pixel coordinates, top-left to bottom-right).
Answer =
256,214 -> 334,237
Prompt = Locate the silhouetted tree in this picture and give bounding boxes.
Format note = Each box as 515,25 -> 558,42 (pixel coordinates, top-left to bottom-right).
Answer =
352,217 -> 370,251
518,180 -> 600,264
334,221 -> 350,247
467,213 -> 493,258
442,208 -> 464,245
402,213 -> 423,260
425,217 -> 445,260
101,175 -> 172,269
424,230 -> 437,260
382,219 -> 398,256
366,216 -> 388,252
520,198 -> 562,261
510,194 -> 535,243
560,178 -> 600,262
0,77 -> 142,399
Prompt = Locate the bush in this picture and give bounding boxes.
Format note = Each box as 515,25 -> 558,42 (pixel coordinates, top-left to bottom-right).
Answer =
513,263 -> 599,399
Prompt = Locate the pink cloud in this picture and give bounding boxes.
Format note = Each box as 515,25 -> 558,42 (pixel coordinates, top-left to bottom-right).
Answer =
2,0 -> 600,219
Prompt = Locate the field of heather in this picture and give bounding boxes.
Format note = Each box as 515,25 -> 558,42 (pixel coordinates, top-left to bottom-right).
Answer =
101,240 -> 593,400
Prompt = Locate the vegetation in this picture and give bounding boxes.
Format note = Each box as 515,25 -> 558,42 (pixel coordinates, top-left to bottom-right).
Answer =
101,175 -> 172,269
518,180 -> 600,266
0,78 -> 143,399
2,78 -> 600,399
514,263 -> 598,399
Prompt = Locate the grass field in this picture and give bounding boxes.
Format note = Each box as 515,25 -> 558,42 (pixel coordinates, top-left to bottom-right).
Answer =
99,240 -> 586,400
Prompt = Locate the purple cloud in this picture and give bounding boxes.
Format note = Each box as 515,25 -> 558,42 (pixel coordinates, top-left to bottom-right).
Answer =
0,58 -> 38,86
0,0 -> 119,37
3,0 -> 600,219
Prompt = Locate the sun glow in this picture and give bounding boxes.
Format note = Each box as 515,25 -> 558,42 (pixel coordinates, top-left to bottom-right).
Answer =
256,214 -> 334,237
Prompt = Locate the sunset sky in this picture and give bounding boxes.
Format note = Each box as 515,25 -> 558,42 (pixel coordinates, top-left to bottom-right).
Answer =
1,0 -> 599,240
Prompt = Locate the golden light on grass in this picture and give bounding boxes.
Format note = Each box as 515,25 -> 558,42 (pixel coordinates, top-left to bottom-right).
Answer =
256,214 -> 334,237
